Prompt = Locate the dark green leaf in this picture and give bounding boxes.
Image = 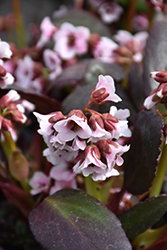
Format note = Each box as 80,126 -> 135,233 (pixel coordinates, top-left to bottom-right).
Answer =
29,189 -> 132,250
123,110 -> 163,195
118,195 -> 167,240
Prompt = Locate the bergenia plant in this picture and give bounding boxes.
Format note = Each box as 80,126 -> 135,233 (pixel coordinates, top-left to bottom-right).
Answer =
1,0 -> 167,250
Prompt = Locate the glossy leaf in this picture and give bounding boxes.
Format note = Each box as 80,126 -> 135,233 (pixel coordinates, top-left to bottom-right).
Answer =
29,189 -> 132,250
118,195 -> 167,240
123,110 -> 163,195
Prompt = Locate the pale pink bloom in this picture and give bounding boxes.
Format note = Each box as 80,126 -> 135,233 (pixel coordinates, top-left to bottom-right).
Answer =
98,2 -> 123,24
50,179 -> 77,195
114,30 -> 149,63
50,160 -> 72,180
36,16 -> 58,48
88,122 -> 111,143
53,114 -> 92,142
91,75 -> 122,104
33,112 -> 57,136
21,100 -> 35,112
50,158 -> 75,181
0,72 -> 14,89
132,14 -> 149,32
43,49 -> 62,80
109,106 -> 132,138
5,89 -> 20,103
16,104 -> 27,123
103,141 -> 130,178
93,36 -> 118,63
73,145 -> 107,181
53,22 -> 90,60
0,39 -> 12,59
143,93 -> 157,109
29,171 -> 50,195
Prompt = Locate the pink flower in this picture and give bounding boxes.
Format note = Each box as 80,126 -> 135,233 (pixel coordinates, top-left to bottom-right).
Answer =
98,2 -> 123,24
36,17 -> 58,48
132,14 -> 149,32
15,55 -> 43,92
114,30 -> 149,63
92,36 -> 118,63
0,39 -> 12,59
53,22 -> 90,60
53,113 -> 92,143
73,145 -> 107,181
90,75 -> 122,104
0,72 -> 14,88
99,139 -> 130,178
29,171 -> 50,195
49,158 -> 77,194
109,106 -> 132,138
43,49 -> 62,80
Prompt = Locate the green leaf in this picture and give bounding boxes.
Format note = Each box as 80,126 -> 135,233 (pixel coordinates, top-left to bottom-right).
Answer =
118,195 -> 167,240
123,110 -> 163,195
29,189 -> 132,250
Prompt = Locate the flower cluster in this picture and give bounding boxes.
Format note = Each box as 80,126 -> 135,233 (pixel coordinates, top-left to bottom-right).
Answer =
0,39 -> 14,88
30,75 -> 131,195
0,90 -> 34,141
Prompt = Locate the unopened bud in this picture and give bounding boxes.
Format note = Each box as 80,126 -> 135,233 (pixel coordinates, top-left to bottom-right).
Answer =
8,151 -> 29,181
0,65 -> 7,77
150,71 -> 167,84
91,88 -> 109,104
89,114 -> 104,131
97,140 -> 112,154
68,109 -> 86,120
48,111 -> 65,123
102,113 -> 118,131
88,33 -> 101,51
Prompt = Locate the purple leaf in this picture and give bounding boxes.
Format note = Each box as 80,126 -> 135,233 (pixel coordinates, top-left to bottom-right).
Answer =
123,110 -> 163,195
29,189 -> 132,250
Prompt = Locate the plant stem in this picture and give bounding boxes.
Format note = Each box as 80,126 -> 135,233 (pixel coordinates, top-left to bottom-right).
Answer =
149,141 -> 167,197
132,225 -> 167,249
126,0 -> 138,32
85,176 -> 100,200
12,0 -> 26,47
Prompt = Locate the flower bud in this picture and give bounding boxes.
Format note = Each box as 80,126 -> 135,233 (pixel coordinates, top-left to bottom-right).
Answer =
8,151 -> 29,181
102,113 -> 119,131
48,111 -> 65,123
97,140 -> 112,154
89,114 -> 104,131
150,71 -> 167,84
67,109 -> 86,120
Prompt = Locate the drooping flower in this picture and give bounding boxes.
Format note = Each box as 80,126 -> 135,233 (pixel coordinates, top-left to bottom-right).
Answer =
36,16 -> 58,48
43,49 -> 62,80
73,144 -> 107,181
53,22 -> 90,60
53,112 -> 92,143
92,36 -> 118,63
114,30 -> 149,63
90,75 -> 122,104
29,171 -> 50,195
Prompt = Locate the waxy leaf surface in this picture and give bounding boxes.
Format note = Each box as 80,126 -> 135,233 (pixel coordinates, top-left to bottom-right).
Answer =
118,195 -> 167,240
29,189 -> 132,250
123,110 -> 163,195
